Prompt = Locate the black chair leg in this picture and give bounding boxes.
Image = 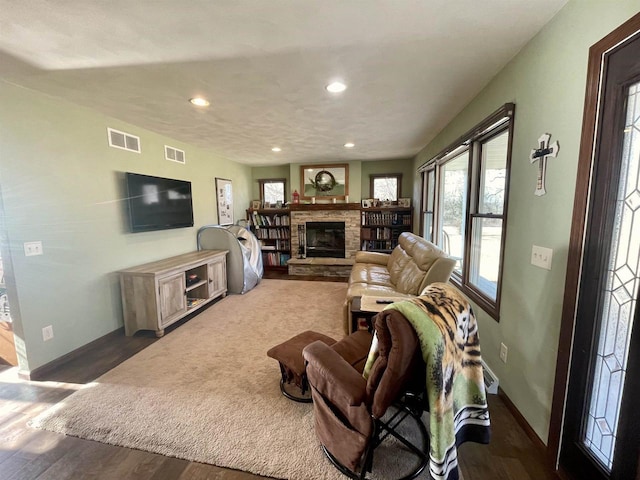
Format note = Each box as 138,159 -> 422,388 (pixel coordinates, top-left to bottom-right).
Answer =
279,378 -> 312,403
320,402 -> 429,480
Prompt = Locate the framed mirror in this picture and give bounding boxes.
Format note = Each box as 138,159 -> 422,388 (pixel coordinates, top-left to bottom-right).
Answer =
300,164 -> 349,200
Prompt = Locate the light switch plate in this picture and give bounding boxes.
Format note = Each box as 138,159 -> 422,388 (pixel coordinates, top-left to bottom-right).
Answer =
500,343 -> 508,363
42,325 -> 53,341
531,245 -> 553,270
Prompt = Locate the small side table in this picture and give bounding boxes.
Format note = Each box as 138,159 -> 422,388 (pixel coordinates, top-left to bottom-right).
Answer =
350,296 -> 378,334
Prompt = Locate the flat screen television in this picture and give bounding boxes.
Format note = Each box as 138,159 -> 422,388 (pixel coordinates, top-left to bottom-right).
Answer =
126,172 -> 194,233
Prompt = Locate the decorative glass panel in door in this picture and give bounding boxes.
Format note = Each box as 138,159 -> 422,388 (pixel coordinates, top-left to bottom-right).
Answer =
583,80 -> 640,470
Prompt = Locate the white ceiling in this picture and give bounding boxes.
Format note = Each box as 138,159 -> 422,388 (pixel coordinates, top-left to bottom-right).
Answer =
0,0 -> 567,166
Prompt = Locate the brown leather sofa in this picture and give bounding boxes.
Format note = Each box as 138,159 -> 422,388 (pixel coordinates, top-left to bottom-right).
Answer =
343,232 -> 455,333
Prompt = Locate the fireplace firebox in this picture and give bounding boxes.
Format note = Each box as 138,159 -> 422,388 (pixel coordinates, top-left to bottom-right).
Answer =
305,222 -> 346,258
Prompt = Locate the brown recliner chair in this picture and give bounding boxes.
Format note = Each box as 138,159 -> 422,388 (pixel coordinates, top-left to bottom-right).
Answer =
303,309 -> 428,480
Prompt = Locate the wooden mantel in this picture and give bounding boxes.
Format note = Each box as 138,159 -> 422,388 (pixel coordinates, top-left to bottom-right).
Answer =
289,203 -> 361,211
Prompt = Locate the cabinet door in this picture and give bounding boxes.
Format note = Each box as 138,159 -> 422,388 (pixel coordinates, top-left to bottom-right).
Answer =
158,272 -> 187,326
207,258 -> 227,298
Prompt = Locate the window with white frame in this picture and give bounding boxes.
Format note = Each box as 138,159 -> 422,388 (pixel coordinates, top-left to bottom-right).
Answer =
419,103 -> 514,320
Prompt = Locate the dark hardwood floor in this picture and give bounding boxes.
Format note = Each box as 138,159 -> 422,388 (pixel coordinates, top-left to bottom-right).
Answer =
0,275 -> 558,480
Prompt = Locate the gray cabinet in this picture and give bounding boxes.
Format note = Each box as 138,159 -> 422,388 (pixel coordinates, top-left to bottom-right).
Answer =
208,256 -> 227,298
119,250 -> 228,337
159,272 -> 187,327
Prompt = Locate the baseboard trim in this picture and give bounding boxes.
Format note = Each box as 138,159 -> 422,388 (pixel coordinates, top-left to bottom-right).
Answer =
498,388 -> 566,479
20,327 -> 125,381
497,387 -> 548,459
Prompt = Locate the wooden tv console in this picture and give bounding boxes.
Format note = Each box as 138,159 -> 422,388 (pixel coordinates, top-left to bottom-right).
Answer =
119,250 -> 228,337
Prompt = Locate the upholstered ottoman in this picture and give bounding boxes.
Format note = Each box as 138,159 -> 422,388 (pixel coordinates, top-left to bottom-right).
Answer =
267,330 -> 337,402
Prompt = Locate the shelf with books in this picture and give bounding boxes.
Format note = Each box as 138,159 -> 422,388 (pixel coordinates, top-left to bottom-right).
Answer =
247,208 -> 292,270
262,251 -> 291,268
360,207 -> 412,253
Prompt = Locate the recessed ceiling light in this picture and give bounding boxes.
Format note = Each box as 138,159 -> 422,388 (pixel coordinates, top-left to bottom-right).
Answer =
326,81 -> 347,93
271,147 -> 282,152
189,97 -> 210,107
344,142 -> 355,148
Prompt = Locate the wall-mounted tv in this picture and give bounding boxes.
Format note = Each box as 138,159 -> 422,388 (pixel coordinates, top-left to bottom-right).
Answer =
126,172 -> 194,233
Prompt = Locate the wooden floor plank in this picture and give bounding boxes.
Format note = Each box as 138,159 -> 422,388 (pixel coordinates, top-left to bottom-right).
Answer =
179,462 -> 271,480
148,457 -> 190,480
96,449 -> 168,480
3,434 -> 84,480
33,439 -> 124,480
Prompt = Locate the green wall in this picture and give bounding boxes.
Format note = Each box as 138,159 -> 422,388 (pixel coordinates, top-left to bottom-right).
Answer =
250,165 -> 290,202
0,81 -> 251,372
413,1 -> 640,443
250,160 -> 410,208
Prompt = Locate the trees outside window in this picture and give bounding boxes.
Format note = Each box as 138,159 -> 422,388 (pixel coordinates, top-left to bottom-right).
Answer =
370,174 -> 402,201
259,179 -> 286,205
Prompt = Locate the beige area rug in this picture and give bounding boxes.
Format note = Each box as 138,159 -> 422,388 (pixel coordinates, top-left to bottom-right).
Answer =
30,279 -> 429,479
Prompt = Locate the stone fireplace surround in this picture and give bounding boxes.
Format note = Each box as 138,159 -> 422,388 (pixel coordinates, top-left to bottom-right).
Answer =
287,204 -> 360,277
289,204 -> 361,259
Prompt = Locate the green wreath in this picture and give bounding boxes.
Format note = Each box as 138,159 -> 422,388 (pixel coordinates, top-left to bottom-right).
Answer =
309,170 -> 337,192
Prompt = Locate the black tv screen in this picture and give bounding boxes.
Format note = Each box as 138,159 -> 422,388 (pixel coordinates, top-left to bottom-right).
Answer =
126,173 -> 194,233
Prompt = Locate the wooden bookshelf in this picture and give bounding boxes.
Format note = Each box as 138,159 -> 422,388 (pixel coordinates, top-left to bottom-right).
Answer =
246,208 -> 291,271
360,206 -> 412,253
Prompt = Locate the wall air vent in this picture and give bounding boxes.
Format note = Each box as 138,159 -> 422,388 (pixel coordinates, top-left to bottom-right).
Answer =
107,128 -> 141,153
482,360 -> 499,395
165,145 -> 186,164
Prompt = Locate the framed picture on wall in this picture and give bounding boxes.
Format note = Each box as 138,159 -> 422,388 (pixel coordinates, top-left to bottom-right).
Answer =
300,164 -> 349,200
398,198 -> 411,208
215,178 -> 233,225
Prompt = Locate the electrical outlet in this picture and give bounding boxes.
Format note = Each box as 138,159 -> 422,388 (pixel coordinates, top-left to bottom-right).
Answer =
42,325 -> 54,342
24,241 -> 43,256
500,342 -> 508,363
531,245 -> 553,270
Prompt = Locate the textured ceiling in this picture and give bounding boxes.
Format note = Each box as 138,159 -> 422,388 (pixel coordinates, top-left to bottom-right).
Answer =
0,0 -> 567,166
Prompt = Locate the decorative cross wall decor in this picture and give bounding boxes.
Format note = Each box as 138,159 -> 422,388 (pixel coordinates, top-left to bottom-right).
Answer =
530,133 -> 559,196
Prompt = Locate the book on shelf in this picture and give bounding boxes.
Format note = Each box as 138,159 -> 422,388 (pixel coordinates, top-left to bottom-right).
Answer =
251,211 -> 260,228
361,211 -> 411,226
254,227 -> 290,240
361,240 -> 393,252
261,252 -> 292,267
